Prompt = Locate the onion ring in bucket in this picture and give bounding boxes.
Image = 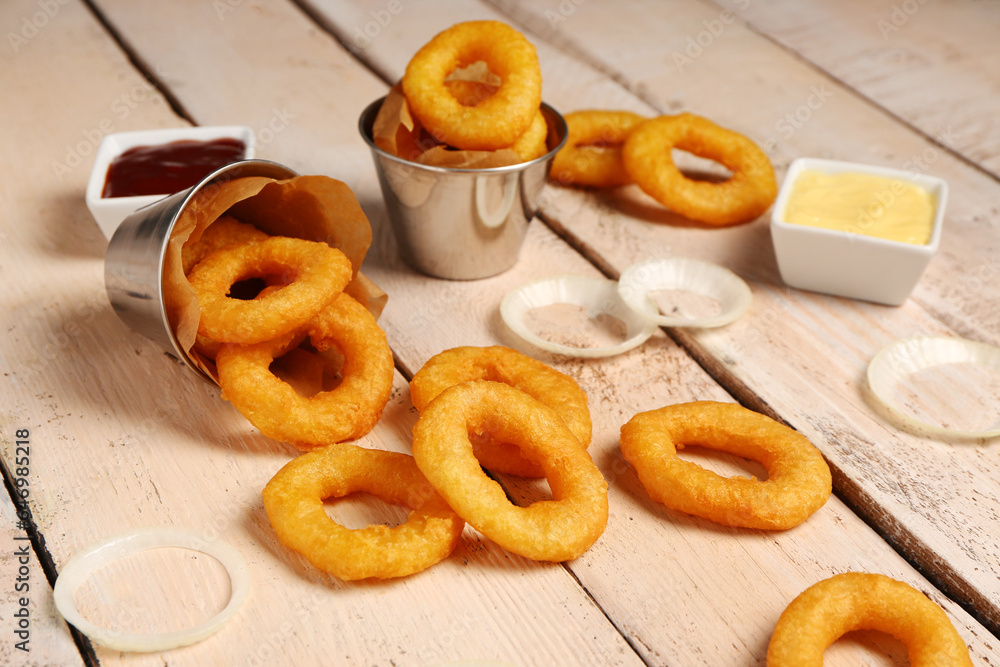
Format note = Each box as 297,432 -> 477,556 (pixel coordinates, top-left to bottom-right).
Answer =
52,528 -> 249,653
188,236 -> 351,345
619,401 -> 831,530
181,215 -> 269,275
401,20 -> 542,151
622,113 -> 777,226
767,572 -> 973,666
263,444 -> 465,580
410,345 -> 592,477
411,380 -> 608,561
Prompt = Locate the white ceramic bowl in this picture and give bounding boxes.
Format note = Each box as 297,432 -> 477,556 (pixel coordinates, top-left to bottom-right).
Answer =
770,157 -> 947,306
86,125 -> 255,240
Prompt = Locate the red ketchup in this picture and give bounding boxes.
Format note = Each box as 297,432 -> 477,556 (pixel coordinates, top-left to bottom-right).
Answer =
101,137 -> 246,198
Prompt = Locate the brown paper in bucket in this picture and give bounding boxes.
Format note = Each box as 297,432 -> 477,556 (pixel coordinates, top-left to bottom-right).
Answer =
372,82 -> 527,169
163,174 -> 386,381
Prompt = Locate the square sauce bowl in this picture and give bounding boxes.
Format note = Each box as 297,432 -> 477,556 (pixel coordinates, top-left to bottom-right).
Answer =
770,157 -> 947,306
86,125 -> 255,240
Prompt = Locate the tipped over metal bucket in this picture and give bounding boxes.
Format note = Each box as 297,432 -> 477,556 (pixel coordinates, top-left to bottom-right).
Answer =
103,159 -> 298,381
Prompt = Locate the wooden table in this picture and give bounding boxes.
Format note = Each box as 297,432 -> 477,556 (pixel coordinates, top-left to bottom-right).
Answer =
3,0 -> 1000,664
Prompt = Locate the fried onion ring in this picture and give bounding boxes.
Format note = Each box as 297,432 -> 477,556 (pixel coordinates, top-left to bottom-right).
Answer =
410,346 -> 591,477
401,20 -> 542,151
767,572 -> 973,666
622,113 -> 778,226
619,401 -> 831,529
188,236 -> 351,345
263,444 -> 465,580
551,110 -> 646,187
181,215 -> 269,275
510,110 -> 549,162
216,292 -> 394,448
411,380 -> 608,561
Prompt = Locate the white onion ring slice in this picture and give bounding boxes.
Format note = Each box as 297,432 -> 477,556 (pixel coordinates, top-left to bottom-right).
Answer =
53,527 -> 250,653
617,257 -> 752,328
500,274 -> 657,358
867,336 -> 1000,438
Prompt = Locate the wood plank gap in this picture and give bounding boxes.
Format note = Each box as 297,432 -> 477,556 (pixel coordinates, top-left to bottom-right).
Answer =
698,0 -> 1000,191
0,454 -> 99,666
80,0 -> 197,125
669,328 -> 1000,640
537,210 -> 622,280
557,562 -> 657,667
288,0 -> 396,86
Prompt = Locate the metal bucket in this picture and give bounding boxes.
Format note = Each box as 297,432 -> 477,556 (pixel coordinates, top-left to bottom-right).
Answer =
359,97 -> 567,280
103,159 -> 298,381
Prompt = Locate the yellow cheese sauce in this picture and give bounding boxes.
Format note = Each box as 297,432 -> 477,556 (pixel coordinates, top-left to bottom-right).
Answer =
783,170 -> 936,245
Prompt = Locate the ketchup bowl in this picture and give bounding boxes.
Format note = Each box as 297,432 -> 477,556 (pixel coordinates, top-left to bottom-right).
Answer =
86,126 -> 255,240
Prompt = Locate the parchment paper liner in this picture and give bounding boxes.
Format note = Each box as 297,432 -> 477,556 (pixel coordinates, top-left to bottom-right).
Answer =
163,174 -> 385,381
372,82 -> 525,170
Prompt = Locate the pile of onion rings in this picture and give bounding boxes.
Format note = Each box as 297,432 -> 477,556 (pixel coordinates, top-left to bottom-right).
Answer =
175,177 -> 394,450
409,345 -> 591,477
374,21 -> 550,166
619,401 -> 831,530
767,572 -> 974,666
411,379 -> 608,562
552,109 -> 777,226
263,443 -> 465,580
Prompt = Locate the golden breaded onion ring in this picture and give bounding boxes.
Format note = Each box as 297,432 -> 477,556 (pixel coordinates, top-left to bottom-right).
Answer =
411,380 -> 608,562
410,345 -> 591,477
263,444 -> 465,581
188,236 -> 351,345
216,293 -> 394,449
509,110 -> 549,162
551,109 -> 646,187
622,113 -> 777,226
401,20 -> 542,151
181,215 -> 270,275
619,401 -> 831,530
767,572 -> 973,666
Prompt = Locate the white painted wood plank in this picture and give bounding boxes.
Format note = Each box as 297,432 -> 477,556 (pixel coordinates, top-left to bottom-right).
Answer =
281,0 -> 998,663
0,491 -> 84,666
0,0 -> 644,665
3,0 -> 997,664
484,0 -> 1000,635
730,0 -> 1000,178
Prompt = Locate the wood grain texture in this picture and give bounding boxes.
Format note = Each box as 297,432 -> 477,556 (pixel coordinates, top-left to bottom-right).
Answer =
488,0 -> 1000,637
0,0 -> 641,664
2,0 -> 999,664
729,0 -> 1000,179
284,0 -> 997,663
0,493 -> 84,666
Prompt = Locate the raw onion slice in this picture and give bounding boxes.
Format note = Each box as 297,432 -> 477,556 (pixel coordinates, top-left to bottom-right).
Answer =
500,274 -> 657,358
867,336 -> 1000,438
617,257 -> 752,328
53,527 -> 250,653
